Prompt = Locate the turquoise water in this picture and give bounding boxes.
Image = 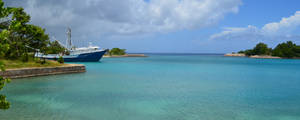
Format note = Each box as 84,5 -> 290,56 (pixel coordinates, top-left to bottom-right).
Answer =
1,54 -> 300,120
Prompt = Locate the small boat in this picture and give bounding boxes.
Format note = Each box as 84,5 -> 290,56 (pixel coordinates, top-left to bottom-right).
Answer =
36,28 -> 107,62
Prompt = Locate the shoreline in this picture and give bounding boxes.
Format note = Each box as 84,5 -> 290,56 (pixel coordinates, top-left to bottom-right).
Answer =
224,53 -> 285,59
224,53 -> 246,57
249,55 -> 281,59
0,64 -> 86,79
103,54 -> 147,58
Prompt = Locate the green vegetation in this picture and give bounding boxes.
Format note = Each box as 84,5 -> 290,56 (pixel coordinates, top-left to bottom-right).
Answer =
46,41 -> 66,54
1,8 -> 50,60
0,0 -> 67,109
0,58 -> 63,69
0,0 -> 11,109
238,41 -> 300,58
272,41 -> 300,58
108,48 -> 126,55
0,61 -> 10,110
238,43 -> 271,56
0,0 -> 67,60
58,56 -> 64,64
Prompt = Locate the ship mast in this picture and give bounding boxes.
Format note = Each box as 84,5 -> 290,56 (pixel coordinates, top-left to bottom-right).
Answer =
66,27 -> 72,50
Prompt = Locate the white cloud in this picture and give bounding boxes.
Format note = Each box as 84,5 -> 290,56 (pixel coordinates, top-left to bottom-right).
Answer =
25,0 -> 75,26
262,11 -> 300,35
211,11 -> 300,43
5,0 -> 242,44
210,25 -> 259,40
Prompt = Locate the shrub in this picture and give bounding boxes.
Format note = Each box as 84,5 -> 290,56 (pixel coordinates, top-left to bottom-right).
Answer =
253,43 -> 271,55
58,56 -> 64,64
41,58 -> 46,64
244,49 -> 255,56
21,53 -> 29,62
0,62 -> 10,110
0,95 -> 10,109
46,41 -> 66,54
272,41 -> 297,58
238,51 -> 245,54
109,48 -> 126,55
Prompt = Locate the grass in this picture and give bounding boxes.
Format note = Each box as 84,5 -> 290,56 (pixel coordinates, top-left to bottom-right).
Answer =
0,58 -> 65,69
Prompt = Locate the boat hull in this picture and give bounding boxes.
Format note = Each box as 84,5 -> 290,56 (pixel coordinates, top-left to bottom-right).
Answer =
44,50 -> 106,62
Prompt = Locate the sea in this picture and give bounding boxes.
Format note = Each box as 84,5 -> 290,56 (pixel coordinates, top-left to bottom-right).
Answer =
1,54 -> 300,120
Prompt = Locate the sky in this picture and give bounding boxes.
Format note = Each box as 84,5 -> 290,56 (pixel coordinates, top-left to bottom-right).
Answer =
4,0 -> 300,53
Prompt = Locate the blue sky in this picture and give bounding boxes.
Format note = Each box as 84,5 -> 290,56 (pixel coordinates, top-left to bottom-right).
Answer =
107,0 -> 300,53
221,0 -> 300,27
5,0 -> 300,53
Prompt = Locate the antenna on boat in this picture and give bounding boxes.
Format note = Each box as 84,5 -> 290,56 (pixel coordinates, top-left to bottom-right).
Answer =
66,27 -> 72,50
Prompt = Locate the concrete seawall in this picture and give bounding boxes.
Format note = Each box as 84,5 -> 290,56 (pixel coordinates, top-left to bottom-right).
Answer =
0,64 -> 86,79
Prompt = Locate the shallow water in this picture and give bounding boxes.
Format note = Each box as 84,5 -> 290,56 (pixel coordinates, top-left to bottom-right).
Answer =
1,54 -> 300,120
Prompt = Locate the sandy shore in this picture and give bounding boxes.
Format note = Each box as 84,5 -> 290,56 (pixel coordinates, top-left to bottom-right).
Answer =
224,53 -> 282,59
224,53 -> 246,57
103,54 -> 147,58
249,55 -> 281,59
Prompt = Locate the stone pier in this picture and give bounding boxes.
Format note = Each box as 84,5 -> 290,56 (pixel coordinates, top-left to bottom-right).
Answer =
0,64 -> 86,79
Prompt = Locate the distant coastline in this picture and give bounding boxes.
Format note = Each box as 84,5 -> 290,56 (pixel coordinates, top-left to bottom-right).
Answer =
103,54 -> 147,58
224,53 -> 282,59
224,53 -> 246,57
226,41 -> 300,59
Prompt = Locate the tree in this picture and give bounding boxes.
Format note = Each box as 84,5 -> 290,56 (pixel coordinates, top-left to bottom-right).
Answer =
244,49 -> 255,56
0,0 -> 12,29
241,43 -> 272,56
0,32 -> 10,109
0,1 -> 10,108
0,0 -> 53,109
238,50 -> 245,54
1,6 -> 50,60
0,34 -> 10,110
46,41 -> 66,54
253,43 -> 271,55
293,46 -> 300,57
109,48 -> 126,55
0,62 -> 10,110
25,24 -> 50,55
58,56 -> 64,64
272,41 -> 297,58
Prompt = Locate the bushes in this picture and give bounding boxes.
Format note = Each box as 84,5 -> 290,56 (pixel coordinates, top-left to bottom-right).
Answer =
244,49 -> 255,56
0,61 -> 10,110
272,41 -> 299,58
238,51 -> 245,54
21,53 -> 29,62
253,43 -> 271,55
108,48 -> 126,55
58,56 -> 64,64
46,41 -> 66,54
238,41 -> 300,58
242,43 -> 271,56
0,95 -> 10,109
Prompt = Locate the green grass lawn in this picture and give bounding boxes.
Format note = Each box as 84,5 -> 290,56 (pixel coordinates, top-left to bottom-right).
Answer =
0,58 -> 65,69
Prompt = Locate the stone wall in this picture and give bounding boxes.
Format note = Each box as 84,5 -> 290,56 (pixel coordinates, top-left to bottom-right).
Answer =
0,64 -> 86,79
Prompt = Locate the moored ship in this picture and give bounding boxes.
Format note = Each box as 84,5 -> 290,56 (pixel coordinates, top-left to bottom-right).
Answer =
36,28 -> 107,62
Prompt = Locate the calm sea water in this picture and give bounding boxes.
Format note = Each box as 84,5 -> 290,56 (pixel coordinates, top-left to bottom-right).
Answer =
1,54 -> 300,120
